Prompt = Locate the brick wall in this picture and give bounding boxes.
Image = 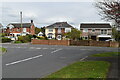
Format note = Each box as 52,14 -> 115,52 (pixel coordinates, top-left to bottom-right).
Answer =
32,39 -> 69,46
32,39 -> 119,47
70,40 -> 119,47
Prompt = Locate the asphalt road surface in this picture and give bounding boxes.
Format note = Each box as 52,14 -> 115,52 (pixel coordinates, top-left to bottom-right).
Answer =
2,43 -> 119,78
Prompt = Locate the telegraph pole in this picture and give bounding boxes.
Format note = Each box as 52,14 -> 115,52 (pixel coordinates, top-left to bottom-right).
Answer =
20,11 -> 22,36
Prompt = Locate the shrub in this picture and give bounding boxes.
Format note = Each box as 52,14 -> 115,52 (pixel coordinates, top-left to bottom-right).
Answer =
2,37 -> 11,43
18,35 -> 33,43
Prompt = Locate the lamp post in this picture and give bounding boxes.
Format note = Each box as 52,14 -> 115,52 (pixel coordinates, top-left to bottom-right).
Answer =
20,11 -> 22,36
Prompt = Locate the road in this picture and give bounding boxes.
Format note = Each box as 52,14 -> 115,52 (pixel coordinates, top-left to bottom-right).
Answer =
2,43 -> 119,78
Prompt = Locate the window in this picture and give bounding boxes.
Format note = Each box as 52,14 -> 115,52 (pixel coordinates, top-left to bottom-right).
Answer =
92,29 -> 95,32
65,28 -> 71,33
83,36 -> 88,40
58,28 -> 61,33
49,29 -> 53,32
83,29 -> 88,32
101,29 -> 107,34
23,28 -> 26,32
17,28 -> 20,32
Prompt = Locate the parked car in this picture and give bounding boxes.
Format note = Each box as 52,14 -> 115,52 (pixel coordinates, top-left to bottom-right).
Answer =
105,39 -> 115,41
5,36 -> 16,41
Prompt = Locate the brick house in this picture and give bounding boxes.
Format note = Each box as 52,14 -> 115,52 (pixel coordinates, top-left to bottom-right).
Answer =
80,23 -> 112,41
5,20 -> 35,37
45,22 -> 74,40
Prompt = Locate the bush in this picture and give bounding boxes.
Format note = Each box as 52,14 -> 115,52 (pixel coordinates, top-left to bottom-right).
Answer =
18,35 -> 33,43
14,41 -> 22,43
0,33 -> 7,37
2,37 -> 11,43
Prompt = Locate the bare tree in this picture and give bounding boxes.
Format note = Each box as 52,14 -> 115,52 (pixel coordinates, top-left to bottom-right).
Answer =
95,0 -> 120,27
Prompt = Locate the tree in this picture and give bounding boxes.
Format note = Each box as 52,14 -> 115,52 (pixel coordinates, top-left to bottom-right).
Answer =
64,28 -> 81,40
35,27 -> 41,34
112,27 -> 120,41
35,27 -> 45,35
95,0 -> 120,27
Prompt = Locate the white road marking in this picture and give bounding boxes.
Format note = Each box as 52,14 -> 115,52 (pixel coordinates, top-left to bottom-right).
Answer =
51,49 -> 62,53
43,48 -> 48,49
51,48 -> 55,49
29,47 -> 35,49
36,48 -> 41,49
6,55 -> 43,66
80,56 -> 88,61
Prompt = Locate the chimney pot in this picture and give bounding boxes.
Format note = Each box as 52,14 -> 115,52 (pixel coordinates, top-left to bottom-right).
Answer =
31,20 -> 33,23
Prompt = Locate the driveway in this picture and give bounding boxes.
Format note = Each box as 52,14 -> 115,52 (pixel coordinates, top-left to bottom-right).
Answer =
2,43 -> 119,78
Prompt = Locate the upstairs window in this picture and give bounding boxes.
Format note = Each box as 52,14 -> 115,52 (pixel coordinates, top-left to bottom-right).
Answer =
92,29 -> 95,32
17,28 -> 20,32
49,29 -> 53,32
83,29 -> 88,32
101,29 -> 107,34
65,28 -> 71,33
58,28 -> 61,33
23,28 -> 26,32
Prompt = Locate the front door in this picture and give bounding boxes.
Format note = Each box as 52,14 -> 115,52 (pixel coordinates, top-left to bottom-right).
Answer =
57,35 -> 62,40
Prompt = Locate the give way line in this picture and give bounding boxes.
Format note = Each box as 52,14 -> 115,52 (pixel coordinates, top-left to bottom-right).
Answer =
6,55 -> 43,66
6,48 -> 62,66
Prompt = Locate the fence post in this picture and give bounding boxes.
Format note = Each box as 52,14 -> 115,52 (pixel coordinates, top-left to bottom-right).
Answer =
68,40 -> 70,46
109,41 -> 111,47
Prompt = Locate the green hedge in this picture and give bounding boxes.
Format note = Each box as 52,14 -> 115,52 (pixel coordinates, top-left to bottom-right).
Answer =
18,35 -> 33,43
14,41 -> 22,43
2,37 -> 11,43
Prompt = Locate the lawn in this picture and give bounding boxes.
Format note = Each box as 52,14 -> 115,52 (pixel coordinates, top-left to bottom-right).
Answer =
45,61 -> 110,78
0,47 -> 7,52
91,52 -> 120,57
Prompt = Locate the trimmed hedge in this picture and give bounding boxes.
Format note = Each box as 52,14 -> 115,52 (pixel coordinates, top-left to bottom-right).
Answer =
18,35 -> 33,43
2,37 -> 11,43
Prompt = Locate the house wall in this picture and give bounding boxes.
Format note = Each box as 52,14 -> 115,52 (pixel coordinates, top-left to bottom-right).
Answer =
81,28 -> 112,37
55,28 -> 65,37
30,25 -> 35,35
5,25 -> 35,36
45,28 -> 55,38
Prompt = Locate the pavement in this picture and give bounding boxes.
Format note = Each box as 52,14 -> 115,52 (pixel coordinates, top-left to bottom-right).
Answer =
1,43 -> 119,79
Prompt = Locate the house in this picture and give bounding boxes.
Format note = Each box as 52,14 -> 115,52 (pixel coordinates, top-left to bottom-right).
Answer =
37,32 -> 44,37
80,23 -> 112,41
6,20 -> 35,37
45,22 -> 73,40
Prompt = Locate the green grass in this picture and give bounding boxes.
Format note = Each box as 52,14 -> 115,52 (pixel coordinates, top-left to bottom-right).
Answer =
14,41 -> 23,43
45,61 -> 110,78
0,47 -> 7,52
91,52 -> 120,57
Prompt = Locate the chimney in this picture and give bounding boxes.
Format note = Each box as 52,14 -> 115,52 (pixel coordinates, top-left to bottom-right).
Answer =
31,20 -> 33,23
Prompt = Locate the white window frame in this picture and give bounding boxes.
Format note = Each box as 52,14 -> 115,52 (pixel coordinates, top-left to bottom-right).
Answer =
49,29 -> 53,32
23,28 -> 26,32
58,28 -> 61,33
65,28 -> 71,33
83,29 -> 88,32
101,29 -> 107,35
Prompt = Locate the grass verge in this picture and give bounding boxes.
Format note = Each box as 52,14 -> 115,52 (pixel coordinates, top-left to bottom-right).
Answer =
14,41 -> 23,43
0,47 -> 7,52
91,52 -> 120,57
45,61 -> 110,78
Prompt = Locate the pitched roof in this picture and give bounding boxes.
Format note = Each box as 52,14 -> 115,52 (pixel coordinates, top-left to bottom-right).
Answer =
7,23 -> 34,28
46,22 -> 73,28
80,23 -> 112,28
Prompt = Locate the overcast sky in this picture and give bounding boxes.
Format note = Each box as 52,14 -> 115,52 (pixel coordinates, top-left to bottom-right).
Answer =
1,1 -> 108,29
